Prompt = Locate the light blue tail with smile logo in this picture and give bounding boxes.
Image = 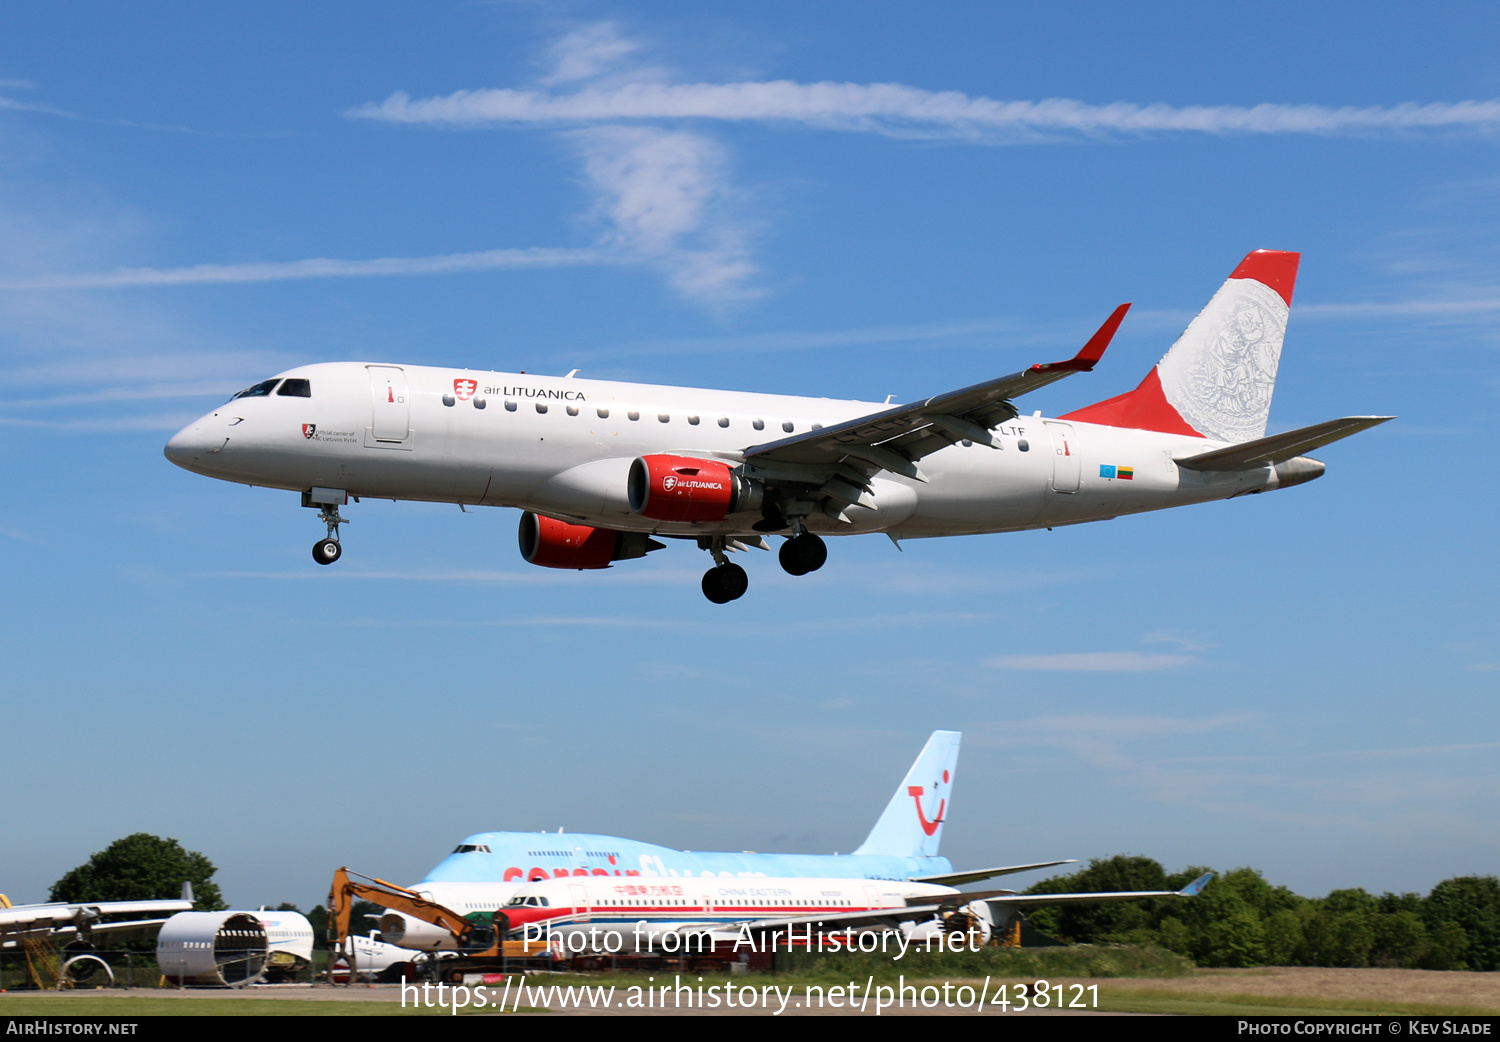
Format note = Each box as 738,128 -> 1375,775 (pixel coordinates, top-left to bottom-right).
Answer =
852,731 -> 961,859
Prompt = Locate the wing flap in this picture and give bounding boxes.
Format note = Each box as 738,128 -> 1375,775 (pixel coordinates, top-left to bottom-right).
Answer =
912,861 -> 1078,888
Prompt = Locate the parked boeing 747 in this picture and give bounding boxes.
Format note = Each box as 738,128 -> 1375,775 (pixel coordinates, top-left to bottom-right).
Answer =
379,731 -> 1078,952
165,251 -> 1389,601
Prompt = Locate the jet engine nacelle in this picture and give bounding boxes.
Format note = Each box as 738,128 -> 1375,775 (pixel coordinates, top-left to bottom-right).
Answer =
378,911 -> 456,951
901,901 -> 995,948
156,911 -> 269,987
518,512 -> 662,570
627,455 -> 762,523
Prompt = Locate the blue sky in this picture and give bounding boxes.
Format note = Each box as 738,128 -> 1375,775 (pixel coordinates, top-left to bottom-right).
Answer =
0,3 -> 1496,911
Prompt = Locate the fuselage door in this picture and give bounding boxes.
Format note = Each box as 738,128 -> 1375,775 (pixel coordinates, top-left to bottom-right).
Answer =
568,884 -> 590,923
1045,421 -> 1080,493
368,366 -> 410,443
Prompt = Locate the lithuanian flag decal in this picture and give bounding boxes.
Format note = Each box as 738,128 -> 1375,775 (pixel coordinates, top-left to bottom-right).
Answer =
1118,466 -> 1134,480
1100,465 -> 1135,480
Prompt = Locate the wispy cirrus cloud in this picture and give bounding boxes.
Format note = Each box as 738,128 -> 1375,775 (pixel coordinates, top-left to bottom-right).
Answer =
0,246 -> 614,290
351,81 -> 1500,143
570,125 -> 757,302
984,650 -> 1193,672
539,22 -> 651,88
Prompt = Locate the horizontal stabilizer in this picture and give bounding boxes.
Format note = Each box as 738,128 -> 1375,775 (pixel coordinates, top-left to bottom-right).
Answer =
1176,416 -> 1393,472
913,861 -> 1077,887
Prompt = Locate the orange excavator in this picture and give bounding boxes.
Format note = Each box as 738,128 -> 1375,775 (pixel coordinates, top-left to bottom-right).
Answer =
328,868 -> 539,983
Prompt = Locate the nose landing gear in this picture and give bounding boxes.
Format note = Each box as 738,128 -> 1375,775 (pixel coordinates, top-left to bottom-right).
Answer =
313,537 -> 342,564
312,504 -> 349,565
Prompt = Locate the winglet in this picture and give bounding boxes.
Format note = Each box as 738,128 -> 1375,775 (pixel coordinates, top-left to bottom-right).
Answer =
1030,303 -> 1130,374
182,881 -> 194,905
1178,872 -> 1213,897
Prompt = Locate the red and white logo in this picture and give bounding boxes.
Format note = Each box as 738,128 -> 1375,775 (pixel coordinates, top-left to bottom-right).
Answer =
453,378 -> 478,401
908,770 -> 949,837
662,475 -> 677,492
302,424 -> 316,439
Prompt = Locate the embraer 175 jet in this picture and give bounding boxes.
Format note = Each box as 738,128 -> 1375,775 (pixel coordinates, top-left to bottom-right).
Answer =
165,250 -> 1389,602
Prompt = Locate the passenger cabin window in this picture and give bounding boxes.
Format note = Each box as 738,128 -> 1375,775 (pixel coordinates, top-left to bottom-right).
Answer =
688,415 -> 700,425
752,419 -> 764,430
536,403 -> 548,414
597,407 -> 610,419
628,411 -> 640,421
505,400 -> 518,412
567,405 -> 579,416
717,417 -> 730,428
231,379 -> 280,400
782,421 -> 794,433
276,378 -> 312,397
658,413 -> 670,423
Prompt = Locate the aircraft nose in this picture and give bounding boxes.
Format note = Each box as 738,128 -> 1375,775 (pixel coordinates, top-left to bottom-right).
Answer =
164,418 -> 225,471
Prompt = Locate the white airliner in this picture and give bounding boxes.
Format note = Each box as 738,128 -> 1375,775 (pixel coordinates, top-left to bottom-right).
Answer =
378,731 -> 1001,951
497,870 -> 1212,951
165,250 -> 1390,601
374,731 -> 1171,953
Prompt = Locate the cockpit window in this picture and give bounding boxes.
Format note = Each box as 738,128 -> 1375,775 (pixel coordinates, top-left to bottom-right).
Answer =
451,844 -> 492,854
231,379 -> 281,400
276,378 -> 312,397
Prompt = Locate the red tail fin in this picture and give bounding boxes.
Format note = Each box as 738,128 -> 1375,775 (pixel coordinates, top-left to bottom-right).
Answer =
1062,250 -> 1299,442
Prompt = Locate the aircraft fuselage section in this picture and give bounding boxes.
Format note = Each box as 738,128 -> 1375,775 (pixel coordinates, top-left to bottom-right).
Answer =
165,361 -> 1275,538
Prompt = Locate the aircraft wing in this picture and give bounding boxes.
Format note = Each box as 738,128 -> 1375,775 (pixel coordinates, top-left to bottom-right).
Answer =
965,872 -> 1215,910
3,916 -> 184,949
911,861 -> 1078,887
0,899 -> 193,929
725,873 -> 1215,936
1175,416 -> 1393,471
738,306 -> 1129,487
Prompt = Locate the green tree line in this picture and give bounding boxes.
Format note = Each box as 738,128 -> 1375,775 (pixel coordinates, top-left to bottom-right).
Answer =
1022,855 -> 1500,970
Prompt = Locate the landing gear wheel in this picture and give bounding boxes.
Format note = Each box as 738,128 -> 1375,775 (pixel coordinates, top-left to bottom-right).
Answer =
313,538 -> 342,565
779,533 -> 827,575
702,562 -> 749,603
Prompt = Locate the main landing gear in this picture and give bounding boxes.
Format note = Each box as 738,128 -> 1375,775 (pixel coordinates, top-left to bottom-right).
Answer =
699,535 -> 750,603
697,531 -> 828,602
702,562 -> 749,604
312,504 -> 348,565
778,532 -> 827,576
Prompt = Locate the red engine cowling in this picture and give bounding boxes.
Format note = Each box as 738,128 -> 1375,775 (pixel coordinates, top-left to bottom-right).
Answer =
518,513 -> 619,569
628,455 -> 757,523
518,513 -> 663,570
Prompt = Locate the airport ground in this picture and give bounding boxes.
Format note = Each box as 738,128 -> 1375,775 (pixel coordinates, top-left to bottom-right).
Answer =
3,967 -> 1499,1017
